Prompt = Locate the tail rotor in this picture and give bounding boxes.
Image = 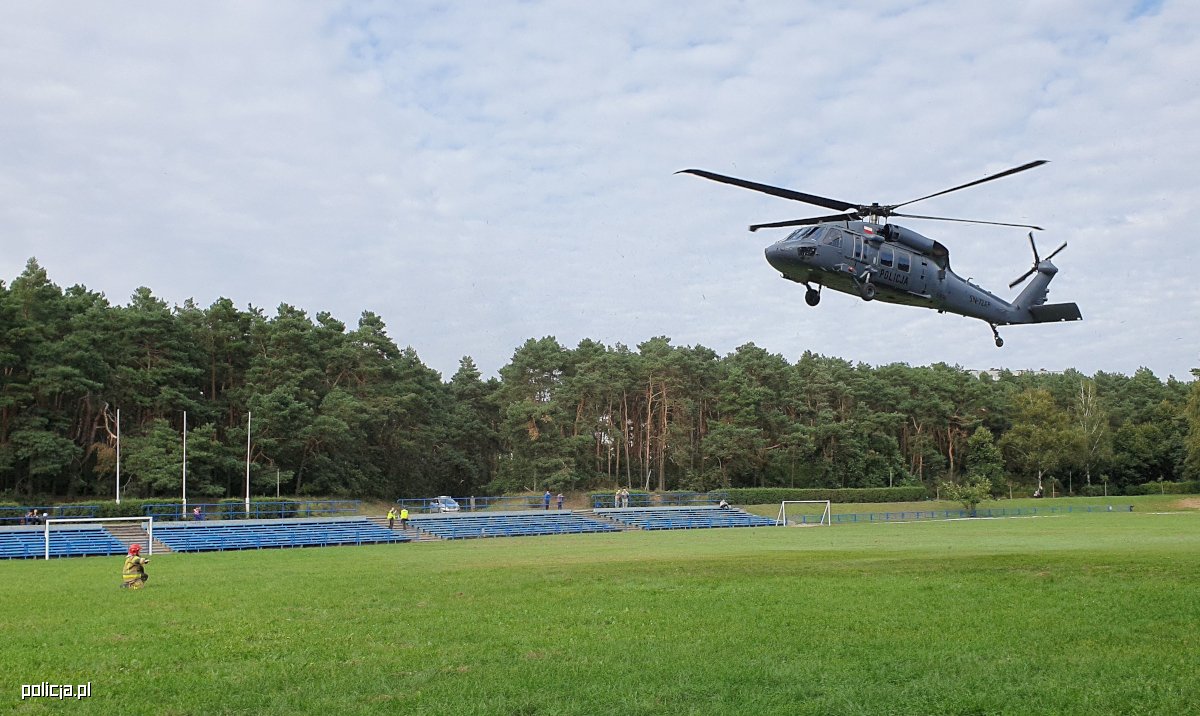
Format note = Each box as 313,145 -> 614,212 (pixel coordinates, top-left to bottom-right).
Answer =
1010,232 -> 1067,289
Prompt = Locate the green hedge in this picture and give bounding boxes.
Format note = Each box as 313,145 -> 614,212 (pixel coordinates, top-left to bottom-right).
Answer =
1126,480 -> 1200,496
587,490 -> 652,507
721,487 -> 929,505
60,499 -> 160,518
586,487 -> 929,506
588,490 -> 728,507
2,497 -> 353,520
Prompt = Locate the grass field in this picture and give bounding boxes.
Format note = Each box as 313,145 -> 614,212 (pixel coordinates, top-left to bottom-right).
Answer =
3,502 -> 1199,715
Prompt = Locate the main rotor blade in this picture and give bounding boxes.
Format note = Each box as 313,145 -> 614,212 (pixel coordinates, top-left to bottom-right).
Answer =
889,212 -> 1044,231
676,169 -> 856,212
892,160 -> 1048,210
749,212 -> 861,232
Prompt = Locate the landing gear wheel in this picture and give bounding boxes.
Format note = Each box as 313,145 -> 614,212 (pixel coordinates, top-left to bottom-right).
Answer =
805,287 -> 821,306
860,282 -> 876,301
989,324 -> 1004,348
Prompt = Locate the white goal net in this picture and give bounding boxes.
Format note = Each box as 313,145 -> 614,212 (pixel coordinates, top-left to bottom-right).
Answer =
44,515 -> 154,560
776,500 -> 832,527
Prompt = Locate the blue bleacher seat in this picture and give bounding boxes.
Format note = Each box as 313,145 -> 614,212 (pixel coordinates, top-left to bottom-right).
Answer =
151,518 -> 409,553
0,526 -> 126,559
595,506 -> 775,531
409,511 -> 620,540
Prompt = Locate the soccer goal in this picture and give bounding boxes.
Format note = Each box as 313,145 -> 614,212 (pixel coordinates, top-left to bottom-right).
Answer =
776,500 -> 832,527
44,515 -> 154,560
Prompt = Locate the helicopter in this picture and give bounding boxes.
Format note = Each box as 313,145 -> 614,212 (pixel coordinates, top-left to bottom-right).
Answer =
678,160 -> 1081,347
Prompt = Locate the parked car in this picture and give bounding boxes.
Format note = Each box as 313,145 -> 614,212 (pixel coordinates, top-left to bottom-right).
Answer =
430,496 -> 460,513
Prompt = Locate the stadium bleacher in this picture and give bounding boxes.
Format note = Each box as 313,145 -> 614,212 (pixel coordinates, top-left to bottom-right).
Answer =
594,505 -> 776,530
0,504 -> 777,559
0,526 -> 128,559
151,518 -> 408,553
409,510 -> 621,540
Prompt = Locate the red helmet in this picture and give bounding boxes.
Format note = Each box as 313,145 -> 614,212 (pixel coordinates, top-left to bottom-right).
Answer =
129,544 -> 141,554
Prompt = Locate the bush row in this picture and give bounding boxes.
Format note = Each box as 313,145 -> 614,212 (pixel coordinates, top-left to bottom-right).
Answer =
721,487 -> 929,504
1125,480 -> 1200,496
585,487 -> 929,506
0,498 -> 361,519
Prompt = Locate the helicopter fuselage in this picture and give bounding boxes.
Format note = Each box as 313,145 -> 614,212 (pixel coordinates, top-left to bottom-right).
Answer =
764,221 -> 1079,333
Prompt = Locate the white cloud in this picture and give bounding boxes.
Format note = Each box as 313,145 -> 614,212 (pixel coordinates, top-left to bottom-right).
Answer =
2,0 -> 1196,380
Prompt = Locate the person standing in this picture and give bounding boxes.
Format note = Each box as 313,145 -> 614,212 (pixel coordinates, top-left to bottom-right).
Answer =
556,493 -> 564,510
387,507 -> 398,530
400,507 -> 409,529
543,490 -> 552,510
192,506 -> 202,521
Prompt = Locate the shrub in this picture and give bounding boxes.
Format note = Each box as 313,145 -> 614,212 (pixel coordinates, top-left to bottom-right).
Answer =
1127,480 -> 1200,496
721,486 -> 928,505
67,499 -> 159,518
585,490 -> 661,508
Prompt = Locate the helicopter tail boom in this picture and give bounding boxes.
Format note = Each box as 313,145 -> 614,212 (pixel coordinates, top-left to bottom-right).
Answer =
1009,259 -> 1082,323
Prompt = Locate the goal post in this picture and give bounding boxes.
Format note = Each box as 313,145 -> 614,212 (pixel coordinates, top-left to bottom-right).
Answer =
776,500 -> 832,527
44,515 -> 154,560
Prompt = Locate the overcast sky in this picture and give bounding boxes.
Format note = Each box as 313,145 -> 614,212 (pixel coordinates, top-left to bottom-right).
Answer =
3,1 -> 1197,382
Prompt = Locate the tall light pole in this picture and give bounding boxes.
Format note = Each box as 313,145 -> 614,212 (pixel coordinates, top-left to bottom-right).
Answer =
115,408 -> 122,505
181,411 -> 188,516
244,412 -> 252,515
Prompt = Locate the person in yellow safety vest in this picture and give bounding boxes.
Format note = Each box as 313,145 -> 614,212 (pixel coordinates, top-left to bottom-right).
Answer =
387,507 -> 398,529
400,507 -> 409,529
121,544 -> 150,589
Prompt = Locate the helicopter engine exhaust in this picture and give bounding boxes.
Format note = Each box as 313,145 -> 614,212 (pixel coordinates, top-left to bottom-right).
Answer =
880,225 -> 949,268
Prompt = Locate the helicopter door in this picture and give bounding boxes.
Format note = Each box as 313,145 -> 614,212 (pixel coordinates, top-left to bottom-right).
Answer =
849,234 -> 864,264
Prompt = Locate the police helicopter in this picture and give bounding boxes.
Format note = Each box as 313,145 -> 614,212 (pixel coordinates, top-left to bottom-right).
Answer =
678,160 -> 1081,347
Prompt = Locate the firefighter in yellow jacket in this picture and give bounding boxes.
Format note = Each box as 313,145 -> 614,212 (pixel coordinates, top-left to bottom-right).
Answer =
121,543 -> 150,589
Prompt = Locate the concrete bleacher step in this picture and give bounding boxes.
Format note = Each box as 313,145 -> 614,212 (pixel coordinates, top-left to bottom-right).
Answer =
105,523 -> 173,554
365,516 -> 438,541
578,510 -> 641,530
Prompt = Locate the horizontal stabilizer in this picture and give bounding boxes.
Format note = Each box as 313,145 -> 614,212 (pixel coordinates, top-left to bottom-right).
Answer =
1029,302 -> 1082,323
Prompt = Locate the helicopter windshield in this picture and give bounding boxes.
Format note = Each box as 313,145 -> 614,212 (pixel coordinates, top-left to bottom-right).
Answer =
786,226 -> 819,242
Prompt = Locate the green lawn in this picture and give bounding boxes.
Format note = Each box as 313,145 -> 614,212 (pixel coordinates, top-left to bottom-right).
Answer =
3,509 -> 1199,715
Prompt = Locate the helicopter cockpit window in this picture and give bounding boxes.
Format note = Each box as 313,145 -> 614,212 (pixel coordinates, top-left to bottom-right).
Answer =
821,230 -> 842,248
880,246 -> 894,268
787,227 -> 819,242
897,251 -> 911,272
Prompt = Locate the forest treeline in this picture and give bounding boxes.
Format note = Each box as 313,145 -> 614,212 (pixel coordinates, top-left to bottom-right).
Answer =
3,258 -> 1200,500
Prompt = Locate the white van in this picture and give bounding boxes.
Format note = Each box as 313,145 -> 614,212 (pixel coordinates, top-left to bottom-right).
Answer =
431,496 -> 460,513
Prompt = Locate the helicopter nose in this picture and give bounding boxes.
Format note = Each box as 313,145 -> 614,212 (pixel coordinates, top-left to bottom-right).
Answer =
765,242 -> 789,271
